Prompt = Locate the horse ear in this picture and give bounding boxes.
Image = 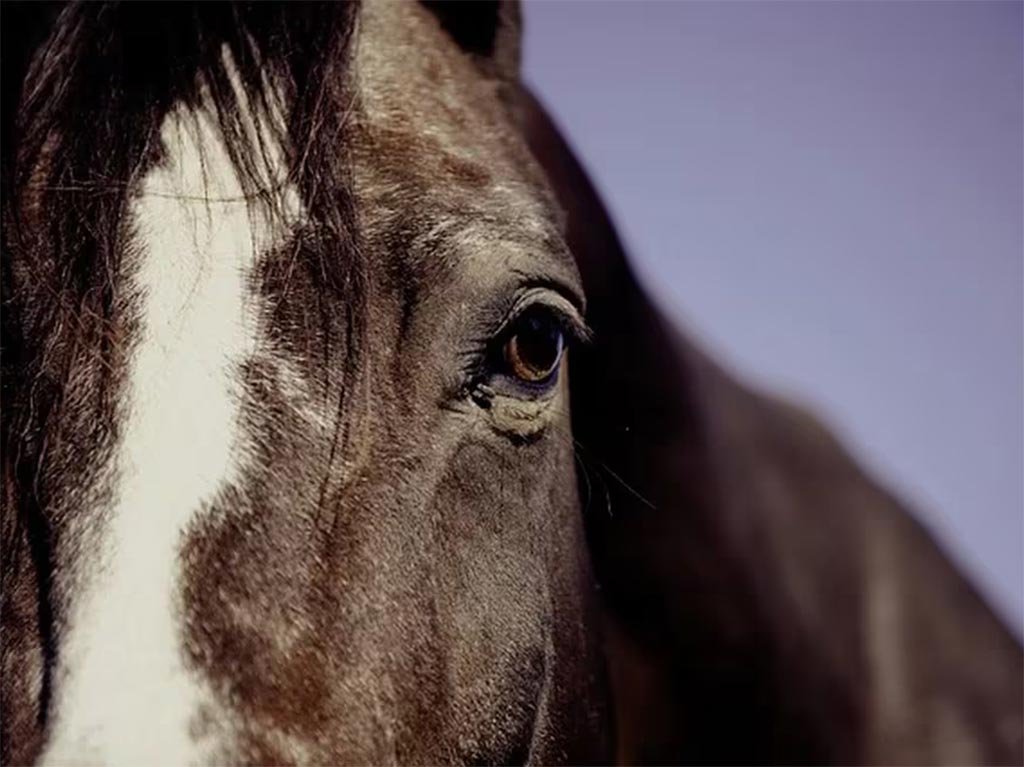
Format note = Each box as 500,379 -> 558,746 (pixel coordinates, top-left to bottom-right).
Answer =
421,1 -> 521,84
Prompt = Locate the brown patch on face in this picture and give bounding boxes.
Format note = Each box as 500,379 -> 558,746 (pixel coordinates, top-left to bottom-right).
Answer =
439,151 -> 493,190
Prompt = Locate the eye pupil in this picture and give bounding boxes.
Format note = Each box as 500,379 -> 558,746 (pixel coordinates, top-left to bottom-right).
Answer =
504,311 -> 565,383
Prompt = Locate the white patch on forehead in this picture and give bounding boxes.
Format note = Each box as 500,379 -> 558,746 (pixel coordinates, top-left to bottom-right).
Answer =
41,76 -> 301,764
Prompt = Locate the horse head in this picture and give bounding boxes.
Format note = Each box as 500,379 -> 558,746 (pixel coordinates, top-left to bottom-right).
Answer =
2,2 -> 1020,765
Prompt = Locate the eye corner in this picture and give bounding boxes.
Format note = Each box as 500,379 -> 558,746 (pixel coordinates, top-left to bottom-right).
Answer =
565,312 -> 593,347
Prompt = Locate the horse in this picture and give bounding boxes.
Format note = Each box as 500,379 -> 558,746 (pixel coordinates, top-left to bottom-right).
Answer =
1,2 -> 1020,764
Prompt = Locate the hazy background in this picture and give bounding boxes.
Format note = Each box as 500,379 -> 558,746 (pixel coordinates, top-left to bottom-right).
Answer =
522,0 -> 1023,630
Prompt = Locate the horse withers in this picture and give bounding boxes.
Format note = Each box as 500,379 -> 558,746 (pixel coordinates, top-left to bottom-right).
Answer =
2,2 -> 1020,765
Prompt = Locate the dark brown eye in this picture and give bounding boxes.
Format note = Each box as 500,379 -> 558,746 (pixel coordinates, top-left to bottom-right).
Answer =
503,309 -> 565,384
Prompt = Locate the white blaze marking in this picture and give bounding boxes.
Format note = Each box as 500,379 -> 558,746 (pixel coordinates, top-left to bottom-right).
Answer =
42,79 -> 300,764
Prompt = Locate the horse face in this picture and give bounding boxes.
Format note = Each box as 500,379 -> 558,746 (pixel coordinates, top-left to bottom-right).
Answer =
2,1 -> 607,764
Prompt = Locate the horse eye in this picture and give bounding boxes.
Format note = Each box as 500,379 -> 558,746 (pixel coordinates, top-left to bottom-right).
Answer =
502,308 -> 566,385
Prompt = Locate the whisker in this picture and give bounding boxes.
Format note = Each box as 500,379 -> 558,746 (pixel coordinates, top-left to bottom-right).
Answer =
543,402 -> 659,513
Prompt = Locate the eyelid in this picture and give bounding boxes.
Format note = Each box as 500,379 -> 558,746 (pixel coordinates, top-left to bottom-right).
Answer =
498,287 -> 592,347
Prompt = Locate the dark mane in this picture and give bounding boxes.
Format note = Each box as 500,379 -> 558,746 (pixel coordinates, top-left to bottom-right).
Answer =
5,1 -> 360,194
2,0 -> 366,451
3,0 -> 363,282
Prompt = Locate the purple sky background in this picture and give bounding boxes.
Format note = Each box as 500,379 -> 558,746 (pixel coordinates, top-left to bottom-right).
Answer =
522,0 -> 1023,630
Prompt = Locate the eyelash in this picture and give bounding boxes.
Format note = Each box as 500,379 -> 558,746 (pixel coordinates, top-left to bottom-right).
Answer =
462,297 -> 589,398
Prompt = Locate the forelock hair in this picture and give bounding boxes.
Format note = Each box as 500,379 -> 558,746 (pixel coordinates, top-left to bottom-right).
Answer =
5,0 -> 361,259
1,1 -> 366,535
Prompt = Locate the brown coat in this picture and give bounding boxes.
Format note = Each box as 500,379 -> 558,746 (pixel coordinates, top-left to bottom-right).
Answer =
520,87 -> 1023,765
